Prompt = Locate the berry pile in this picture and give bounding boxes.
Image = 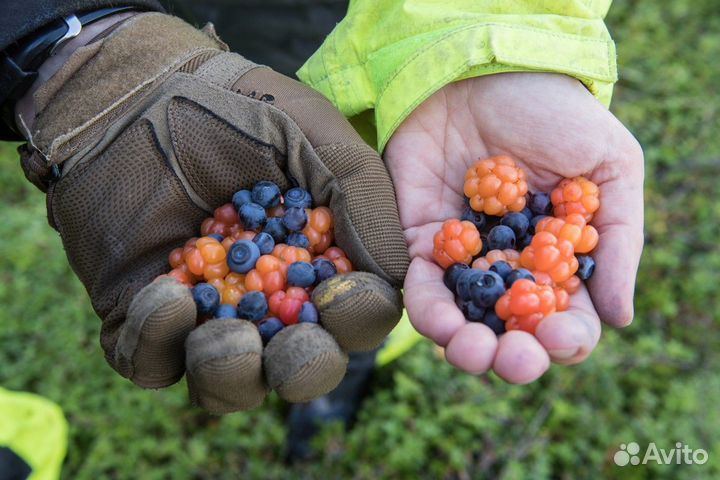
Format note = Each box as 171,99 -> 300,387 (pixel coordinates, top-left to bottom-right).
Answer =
434,156 -> 600,335
158,182 -> 353,343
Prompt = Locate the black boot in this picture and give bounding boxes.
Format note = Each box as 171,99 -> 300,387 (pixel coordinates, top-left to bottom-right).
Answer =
285,348 -> 378,463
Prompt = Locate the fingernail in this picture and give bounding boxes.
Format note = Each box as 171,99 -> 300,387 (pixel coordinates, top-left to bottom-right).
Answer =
548,347 -> 579,360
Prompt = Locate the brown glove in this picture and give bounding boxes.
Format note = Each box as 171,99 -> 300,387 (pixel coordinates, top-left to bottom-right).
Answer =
19,13 -> 409,413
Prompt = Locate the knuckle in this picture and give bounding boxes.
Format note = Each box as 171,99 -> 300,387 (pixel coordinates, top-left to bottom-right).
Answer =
609,129 -> 645,173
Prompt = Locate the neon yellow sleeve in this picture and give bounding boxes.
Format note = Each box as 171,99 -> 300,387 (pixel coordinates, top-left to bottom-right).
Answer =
297,0 -> 616,152
0,388 -> 67,480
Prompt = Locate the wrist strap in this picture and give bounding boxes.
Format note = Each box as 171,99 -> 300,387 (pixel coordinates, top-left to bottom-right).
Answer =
0,6 -> 140,140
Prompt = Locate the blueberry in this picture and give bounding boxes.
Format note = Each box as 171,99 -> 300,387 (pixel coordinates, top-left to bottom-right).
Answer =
284,187 -> 313,209
458,300 -> 486,322
482,310 -> 506,335
519,207 -> 534,222
263,217 -> 287,243
298,302 -> 319,324
505,268 -> 535,288
283,207 -> 308,232
487,225 -> 516,250
208,233 -> 224,242
489,260 -> 513,281
529,215 -> 547,234
252,232 -> 275,255
215,304 -> 238,319
287,261 -> 316,287
529,192 -> 553,216
577,255 -> 595,280
258,317 -> 284,343
251,181 -> 282,208
460,207 -> 486,231
312,258 -> 337,284
192,283 -> 220,315
239,202 -> 267,230
517,233 -> 533,250
501,212 -> 530,238
238,291 -> 268,321
232,189 -> 253,211
228,240 -> 261,273
455,269 -> 483,302
470,271 -> 506,308
443,263 -> 470,294
287,232 -> 310,249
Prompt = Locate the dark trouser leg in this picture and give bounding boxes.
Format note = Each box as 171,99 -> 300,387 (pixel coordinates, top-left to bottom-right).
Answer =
285,347 -> 378,462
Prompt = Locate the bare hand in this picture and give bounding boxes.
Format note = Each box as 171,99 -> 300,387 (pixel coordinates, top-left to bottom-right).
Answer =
384,73 -> 644,383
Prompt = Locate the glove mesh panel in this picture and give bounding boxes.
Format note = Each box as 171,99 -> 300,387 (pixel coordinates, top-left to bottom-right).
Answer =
49,120 -> 206,360
168,97 -> 290,208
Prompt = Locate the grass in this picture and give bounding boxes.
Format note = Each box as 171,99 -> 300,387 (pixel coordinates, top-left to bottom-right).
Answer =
1,0 -> 719,478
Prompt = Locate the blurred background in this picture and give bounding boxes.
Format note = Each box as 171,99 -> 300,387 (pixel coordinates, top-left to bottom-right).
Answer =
1,0 -> 719,478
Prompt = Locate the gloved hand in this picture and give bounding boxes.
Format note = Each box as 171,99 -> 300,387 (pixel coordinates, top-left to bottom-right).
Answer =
18,13 -> 408,413
385,73 -> 644,383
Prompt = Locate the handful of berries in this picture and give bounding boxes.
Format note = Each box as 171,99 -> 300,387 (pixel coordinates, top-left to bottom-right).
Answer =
158,181 -> 353,344
434,155 -> 599,335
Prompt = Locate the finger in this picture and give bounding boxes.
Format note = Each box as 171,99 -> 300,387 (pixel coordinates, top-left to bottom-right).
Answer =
263,323 -> 348,403
535,285 -> 601,365
404,257 -> 467,347
185,319 -> 267,414
444,323 -> 498,374
492,331 -> 550,384
405,222 -> 444,263
588,150 -> 644,327
116,277 -> 197,388
313,142 -> 410,286
312,271 -> 403,352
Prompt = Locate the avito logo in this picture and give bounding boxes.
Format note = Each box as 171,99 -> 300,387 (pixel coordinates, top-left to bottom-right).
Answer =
614,442 -> 708,466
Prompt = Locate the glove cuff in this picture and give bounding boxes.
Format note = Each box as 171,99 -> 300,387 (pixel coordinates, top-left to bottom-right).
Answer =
27,13 -> 226,167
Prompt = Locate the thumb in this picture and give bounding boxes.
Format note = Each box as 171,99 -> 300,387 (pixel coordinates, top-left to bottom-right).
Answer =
312,271 -> 403,352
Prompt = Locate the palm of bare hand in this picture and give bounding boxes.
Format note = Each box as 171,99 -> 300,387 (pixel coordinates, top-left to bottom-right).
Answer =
385,73 -> 644,383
